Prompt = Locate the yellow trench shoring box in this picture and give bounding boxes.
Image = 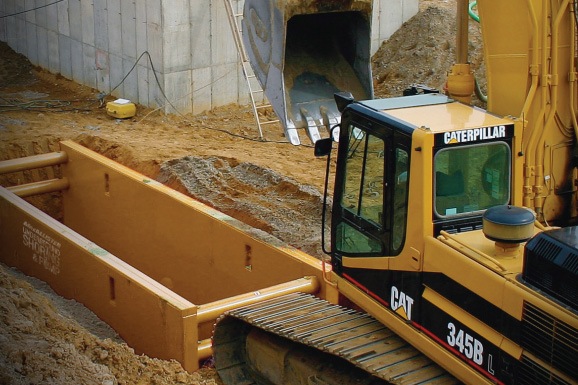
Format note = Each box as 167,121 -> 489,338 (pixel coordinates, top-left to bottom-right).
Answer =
0,140 -> 329,371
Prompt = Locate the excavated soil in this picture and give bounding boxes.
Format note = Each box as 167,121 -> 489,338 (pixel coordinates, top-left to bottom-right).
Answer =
157,156 -> 327,257
0,266 -> 221,385
0,1 -> 483,384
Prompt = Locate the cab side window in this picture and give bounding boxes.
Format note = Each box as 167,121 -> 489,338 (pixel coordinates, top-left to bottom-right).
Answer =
334,125 -> 410,256
337,127 -> 385,254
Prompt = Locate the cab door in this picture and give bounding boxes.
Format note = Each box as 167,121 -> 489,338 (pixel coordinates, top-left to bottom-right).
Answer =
331,105 -> 414,310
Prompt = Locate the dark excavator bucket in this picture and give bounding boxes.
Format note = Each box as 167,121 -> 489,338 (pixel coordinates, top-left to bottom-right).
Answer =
243,0 -> 373,145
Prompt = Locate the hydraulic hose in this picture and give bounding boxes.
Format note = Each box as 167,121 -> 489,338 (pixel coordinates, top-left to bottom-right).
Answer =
533,0 -> 571,216
468,1 -> 480,22
521,0 -> 541,209
467,1 -> 487,103
474,72 -> 488,103
524,0 -> 550,210
570,1 -> 578,141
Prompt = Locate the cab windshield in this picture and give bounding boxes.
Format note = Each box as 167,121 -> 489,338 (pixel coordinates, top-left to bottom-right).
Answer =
434,142 -> 510,217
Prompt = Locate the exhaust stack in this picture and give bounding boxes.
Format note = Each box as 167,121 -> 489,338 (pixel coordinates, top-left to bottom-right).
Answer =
243,0 -> 373,144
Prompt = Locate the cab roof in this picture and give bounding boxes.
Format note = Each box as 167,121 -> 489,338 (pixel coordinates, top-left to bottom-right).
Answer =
359,94 -> 513,133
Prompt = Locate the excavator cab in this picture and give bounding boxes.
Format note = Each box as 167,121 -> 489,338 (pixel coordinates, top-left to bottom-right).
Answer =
243,0 -> 373,144
318,92 -> 516,264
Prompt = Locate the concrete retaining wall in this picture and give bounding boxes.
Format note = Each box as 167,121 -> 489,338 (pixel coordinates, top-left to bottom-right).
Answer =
0,0 -> 418,114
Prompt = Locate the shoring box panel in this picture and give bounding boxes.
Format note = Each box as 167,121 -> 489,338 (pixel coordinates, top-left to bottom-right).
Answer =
0,187 -> 199,371
59,141 -> 324,306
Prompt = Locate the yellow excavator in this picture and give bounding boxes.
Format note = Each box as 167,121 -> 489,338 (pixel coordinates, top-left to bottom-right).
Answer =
213,0 -> 578,384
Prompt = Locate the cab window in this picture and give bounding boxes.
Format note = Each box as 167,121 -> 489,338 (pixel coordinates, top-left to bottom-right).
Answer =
434,142 -> 510,217
334,124 -> 409,256
336,127 -> 385,254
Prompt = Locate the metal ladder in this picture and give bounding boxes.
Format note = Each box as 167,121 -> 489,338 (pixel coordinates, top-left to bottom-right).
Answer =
223,0 -> 280,140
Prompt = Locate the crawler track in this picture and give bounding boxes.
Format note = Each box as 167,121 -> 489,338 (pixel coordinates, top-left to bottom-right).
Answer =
213,292 -> 459,385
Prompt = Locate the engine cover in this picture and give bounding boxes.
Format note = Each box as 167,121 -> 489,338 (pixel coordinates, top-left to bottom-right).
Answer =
523,226 -> 578,310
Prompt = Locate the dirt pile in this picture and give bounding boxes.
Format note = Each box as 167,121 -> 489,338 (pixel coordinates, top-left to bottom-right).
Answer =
0,1 -> 481,383
373,0 -> 485,104
0,264 -> 221,385
158,156 -> 329,257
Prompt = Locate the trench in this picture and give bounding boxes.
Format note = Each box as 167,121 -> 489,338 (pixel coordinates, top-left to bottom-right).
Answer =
0,136 -> 328,260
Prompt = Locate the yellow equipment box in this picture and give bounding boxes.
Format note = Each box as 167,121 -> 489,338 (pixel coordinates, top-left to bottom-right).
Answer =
106,99 -> 136,119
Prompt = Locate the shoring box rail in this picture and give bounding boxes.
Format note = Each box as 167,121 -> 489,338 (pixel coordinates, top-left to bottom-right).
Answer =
0,140 -> 329,371
0,151 -> 68,175
0,150 -> 70,197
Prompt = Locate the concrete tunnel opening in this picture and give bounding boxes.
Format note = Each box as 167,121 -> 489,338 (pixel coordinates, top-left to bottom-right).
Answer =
283,11 -> 373,128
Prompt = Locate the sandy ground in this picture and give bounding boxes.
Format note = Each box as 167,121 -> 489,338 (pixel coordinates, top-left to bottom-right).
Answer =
0,1 -> 483,384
